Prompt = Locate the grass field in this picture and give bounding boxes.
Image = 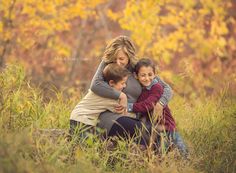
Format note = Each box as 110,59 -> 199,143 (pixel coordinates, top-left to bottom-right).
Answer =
0,64 -> 235,173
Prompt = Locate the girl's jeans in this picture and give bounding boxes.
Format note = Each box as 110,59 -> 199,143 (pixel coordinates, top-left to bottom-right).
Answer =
156,131 -> 189,158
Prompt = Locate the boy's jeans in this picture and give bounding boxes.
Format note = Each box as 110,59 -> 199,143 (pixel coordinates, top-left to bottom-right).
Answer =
69,120 -> 98,141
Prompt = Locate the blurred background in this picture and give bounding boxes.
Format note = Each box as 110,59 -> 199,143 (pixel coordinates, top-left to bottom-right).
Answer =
0,1 -> 235,172
0,0 -> 235,99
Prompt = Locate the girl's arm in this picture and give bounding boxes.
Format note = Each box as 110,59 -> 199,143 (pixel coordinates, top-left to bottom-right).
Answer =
90,61 -> 121,99
154,76 -> 172,106
128,84 -> 163,113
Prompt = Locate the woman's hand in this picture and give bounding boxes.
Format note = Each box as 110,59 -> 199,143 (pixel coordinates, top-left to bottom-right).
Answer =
115,92 -> 127,114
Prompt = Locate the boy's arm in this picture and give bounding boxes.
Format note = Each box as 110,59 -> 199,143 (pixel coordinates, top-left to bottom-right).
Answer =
128,84 -> 163,113
154,76 -> 172,106
90,61 -> 121,99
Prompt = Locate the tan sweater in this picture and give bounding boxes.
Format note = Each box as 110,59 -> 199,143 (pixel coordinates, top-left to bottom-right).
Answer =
70,90 -> 136,126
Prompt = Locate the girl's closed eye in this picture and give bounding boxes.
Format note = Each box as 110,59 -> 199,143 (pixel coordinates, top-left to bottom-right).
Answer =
148,73 -> 154,76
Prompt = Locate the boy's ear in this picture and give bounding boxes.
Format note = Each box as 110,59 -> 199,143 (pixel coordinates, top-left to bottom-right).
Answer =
108,80 -> 115,87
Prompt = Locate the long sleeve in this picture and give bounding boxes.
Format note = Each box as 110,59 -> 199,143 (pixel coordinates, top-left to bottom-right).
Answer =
90,61 -> 121,100
154,76 -> 172,105
132,84 -> 163,113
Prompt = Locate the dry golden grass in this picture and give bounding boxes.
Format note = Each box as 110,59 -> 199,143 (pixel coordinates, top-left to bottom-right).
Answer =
0,64 -> 235,173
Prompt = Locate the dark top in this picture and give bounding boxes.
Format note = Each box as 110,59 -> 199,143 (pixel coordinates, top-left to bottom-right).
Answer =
128,79 -> 176,131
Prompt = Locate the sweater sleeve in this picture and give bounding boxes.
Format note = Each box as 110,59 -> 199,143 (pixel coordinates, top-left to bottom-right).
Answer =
154,76 -> 172,106
132,84 -> 163,113
90,61 -> 121,100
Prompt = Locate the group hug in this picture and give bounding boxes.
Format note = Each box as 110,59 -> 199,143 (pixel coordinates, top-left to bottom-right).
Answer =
69,35 -> 188,158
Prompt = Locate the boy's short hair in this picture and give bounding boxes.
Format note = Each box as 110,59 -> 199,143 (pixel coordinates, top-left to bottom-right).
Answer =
135,58 -> 156,74
103,63 -> 130,83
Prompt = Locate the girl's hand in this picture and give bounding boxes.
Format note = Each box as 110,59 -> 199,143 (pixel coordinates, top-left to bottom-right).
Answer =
153,102 -> 163,121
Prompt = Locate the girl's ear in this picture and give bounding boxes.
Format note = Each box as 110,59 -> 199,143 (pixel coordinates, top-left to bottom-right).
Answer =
108,80 -> 115,87
133,72 -> 138,79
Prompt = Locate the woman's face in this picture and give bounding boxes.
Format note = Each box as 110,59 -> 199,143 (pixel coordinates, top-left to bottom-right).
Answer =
115,50 -> 129,68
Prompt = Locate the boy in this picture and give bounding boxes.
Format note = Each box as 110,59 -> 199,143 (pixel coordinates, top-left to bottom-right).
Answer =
69,63 -> 131,135
127,58 -> 188,157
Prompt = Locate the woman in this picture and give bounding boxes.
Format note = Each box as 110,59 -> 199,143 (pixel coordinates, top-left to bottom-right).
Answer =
90,35 -> 172,146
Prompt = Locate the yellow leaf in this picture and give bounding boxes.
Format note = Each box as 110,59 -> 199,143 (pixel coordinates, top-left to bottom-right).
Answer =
0,22 -> 3,33
4,30 -> 12,40
106,9 -> 121,21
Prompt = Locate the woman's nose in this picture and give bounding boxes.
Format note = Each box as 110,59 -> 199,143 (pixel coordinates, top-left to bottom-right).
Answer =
116,61 -> 121,66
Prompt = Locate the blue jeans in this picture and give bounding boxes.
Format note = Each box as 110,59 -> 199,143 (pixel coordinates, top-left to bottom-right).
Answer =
168,131 -> 188,157
69,120 -> 101,142
156,131 -> 188,158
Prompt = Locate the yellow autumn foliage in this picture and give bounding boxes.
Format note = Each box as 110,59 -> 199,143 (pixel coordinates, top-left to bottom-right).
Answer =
0,0 -> 108,56
109,0 -> 235,95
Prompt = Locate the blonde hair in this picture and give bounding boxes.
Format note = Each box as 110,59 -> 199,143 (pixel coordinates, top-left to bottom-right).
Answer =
102,36 -> 138,69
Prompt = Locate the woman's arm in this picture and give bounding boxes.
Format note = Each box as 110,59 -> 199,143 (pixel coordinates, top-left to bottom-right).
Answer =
90,61 -> 121,99
128,84 -> 163,113
154,76 -> 172,106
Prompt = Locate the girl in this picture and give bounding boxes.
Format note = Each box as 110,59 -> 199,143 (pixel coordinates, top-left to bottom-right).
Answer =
128,58 -> 188,157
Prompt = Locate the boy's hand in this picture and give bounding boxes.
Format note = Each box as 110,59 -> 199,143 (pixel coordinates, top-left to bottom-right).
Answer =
115,92 -> 127,114
114,105 -> 127,114
115,104 -> 125,114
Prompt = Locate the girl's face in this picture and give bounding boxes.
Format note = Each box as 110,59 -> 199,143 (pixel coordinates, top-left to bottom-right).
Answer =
115,50 -> 129,68
136,66 -> 155,87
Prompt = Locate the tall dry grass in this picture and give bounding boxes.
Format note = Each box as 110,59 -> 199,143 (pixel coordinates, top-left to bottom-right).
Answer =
0,64 -> 235,173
